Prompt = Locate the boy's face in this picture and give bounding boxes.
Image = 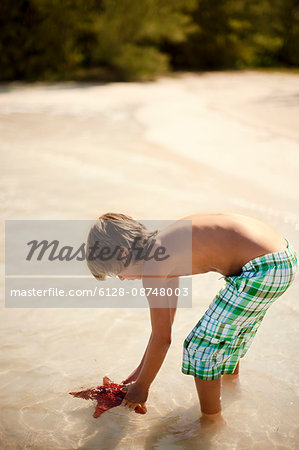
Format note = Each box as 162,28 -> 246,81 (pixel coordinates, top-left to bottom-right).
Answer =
117,260 -> 143,280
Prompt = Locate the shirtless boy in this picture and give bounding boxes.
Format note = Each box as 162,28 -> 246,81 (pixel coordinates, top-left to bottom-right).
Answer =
86,212 -> 297,426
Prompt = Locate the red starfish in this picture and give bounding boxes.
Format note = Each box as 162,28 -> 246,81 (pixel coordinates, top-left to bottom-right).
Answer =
69,376 -> 146,417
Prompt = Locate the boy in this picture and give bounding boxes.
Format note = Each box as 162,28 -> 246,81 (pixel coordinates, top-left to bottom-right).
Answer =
86,212 -> 297,426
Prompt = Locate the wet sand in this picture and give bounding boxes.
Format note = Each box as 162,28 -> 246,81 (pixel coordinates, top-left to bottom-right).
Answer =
0,71 -> 299,449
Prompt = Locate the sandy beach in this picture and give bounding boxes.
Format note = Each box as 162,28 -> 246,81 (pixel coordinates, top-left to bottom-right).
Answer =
1,71 -> 299,449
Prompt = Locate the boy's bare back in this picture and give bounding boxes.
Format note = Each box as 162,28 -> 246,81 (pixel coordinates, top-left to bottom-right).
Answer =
154,213 -> 287,278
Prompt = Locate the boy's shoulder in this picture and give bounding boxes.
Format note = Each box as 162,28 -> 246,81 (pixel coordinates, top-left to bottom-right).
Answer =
142,227 -> 192,280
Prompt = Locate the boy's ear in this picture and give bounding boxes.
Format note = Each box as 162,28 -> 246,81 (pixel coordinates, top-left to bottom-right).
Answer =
119,246 -> 130,259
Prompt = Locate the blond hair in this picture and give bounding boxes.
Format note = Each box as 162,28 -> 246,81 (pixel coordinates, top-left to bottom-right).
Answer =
86,213 -> 158,280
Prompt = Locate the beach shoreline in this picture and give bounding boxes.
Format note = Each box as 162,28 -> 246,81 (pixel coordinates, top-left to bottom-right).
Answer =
1,71 -> 298,449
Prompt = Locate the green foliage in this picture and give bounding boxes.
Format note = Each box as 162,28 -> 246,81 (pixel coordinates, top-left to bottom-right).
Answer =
110,45 -> 169,81
0,0 -> 197,81
0,0 -> 88,80
164,0 -> 299,70
0,0 -> 298,81
79,0 -> 198,80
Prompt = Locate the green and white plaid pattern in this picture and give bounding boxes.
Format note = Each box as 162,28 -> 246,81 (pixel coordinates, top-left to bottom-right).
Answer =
182,238 -> 297,380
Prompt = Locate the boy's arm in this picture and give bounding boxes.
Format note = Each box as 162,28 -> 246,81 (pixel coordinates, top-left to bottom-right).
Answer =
122,276 -> 178,408
122,291 -> 177,384
122,333 -> 153,384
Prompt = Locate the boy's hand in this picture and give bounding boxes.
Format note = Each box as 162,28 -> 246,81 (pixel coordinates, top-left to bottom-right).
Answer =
121,368 -> 140,385
121,382 -> 148,413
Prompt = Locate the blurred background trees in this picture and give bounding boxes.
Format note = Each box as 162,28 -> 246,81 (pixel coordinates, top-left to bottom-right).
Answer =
0,0 -> 298,82
165,0 -> 299,70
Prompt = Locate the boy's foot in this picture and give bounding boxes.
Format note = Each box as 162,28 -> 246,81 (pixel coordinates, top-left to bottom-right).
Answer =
170,413 -> 226,439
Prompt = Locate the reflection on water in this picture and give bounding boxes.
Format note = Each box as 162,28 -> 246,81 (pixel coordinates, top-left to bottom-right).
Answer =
0,72 -> 299,448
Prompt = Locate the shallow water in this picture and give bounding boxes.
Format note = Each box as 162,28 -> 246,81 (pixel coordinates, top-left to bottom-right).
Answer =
0,71 -> 299,449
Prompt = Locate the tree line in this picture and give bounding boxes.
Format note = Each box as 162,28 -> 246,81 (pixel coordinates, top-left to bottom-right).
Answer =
0,0 -> 298,81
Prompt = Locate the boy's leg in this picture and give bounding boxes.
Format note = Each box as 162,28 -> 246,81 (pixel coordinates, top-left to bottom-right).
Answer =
223,361 -> 240,381
171,377 -> 225,435
222,361 -> 241,390
194,377 -> 222,417
232,361 -> 240,375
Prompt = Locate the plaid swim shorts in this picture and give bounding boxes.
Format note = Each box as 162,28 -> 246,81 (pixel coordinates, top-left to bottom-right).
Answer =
182,238 -> 297,380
